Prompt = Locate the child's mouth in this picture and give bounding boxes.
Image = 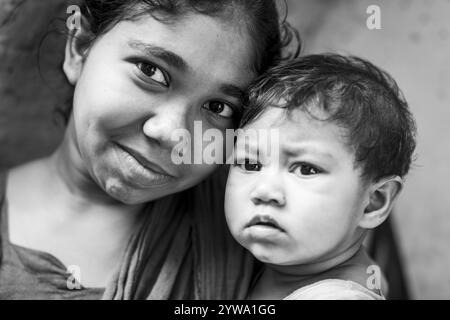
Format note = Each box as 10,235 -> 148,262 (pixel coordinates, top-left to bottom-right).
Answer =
246,215 -> 285,232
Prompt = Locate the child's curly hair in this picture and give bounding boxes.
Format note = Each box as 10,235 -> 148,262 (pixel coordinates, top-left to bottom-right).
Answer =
241,54 -> 417,181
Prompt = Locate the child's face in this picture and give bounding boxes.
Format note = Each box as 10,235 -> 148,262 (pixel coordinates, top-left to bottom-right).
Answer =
66,14 -> 255,204
225,106 -> 369,266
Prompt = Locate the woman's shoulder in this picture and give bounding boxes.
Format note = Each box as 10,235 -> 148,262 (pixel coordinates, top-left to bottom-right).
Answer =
283,279 -> 385,300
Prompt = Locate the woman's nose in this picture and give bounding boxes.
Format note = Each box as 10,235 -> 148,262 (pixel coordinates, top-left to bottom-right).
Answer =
142,101 -> 189,148
249,173 -> 286,207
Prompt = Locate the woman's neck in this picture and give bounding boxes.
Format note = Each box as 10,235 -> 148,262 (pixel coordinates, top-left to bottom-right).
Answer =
5,123 -> 146,287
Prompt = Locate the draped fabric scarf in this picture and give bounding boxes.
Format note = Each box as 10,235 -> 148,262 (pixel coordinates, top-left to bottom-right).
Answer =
101,168 -> 254,299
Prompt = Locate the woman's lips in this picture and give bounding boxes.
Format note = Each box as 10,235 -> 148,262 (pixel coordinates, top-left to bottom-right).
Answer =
116,143 -> 174,177
114,143 -> 174,187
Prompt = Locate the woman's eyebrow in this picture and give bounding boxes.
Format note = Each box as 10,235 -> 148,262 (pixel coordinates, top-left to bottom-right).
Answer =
128,40 -> 189,72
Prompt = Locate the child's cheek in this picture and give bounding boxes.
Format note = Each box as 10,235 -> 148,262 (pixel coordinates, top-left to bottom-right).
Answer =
225,168 -> 248,228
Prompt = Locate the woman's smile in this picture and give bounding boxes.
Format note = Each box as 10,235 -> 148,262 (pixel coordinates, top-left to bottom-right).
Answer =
1,0 -> 294,300
113,142 -> 175,188
68,14 -> 255,203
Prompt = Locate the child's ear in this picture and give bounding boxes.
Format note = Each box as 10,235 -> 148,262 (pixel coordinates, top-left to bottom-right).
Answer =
358,176 -> 403,229
63,16 -> 95,85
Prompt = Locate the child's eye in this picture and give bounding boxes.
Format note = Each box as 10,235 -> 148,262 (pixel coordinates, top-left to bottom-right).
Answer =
203,101 -> 234,118
136,62 -> 168,86
236,158 -> 262,172
292,163 -> 322,176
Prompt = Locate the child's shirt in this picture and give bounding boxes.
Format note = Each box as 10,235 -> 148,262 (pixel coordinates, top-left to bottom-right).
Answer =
283,279 -> 384,300
283,248 -> 385,300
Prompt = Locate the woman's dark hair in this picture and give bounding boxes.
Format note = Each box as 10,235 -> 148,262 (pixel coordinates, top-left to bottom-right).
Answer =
80,0 -> 300,74
241,54 -> 417,181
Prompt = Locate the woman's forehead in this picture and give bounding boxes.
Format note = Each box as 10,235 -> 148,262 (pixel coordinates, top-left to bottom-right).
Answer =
107,14 -> 255,80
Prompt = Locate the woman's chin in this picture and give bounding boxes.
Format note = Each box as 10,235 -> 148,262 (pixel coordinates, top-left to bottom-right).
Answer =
102,174 -> 179,205
100,176 -> 148,205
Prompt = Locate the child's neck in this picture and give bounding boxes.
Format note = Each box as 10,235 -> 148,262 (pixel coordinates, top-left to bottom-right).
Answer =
249,238 -> 364,300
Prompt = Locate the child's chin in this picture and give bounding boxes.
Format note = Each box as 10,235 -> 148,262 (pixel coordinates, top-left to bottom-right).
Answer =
247,244 -> 286,265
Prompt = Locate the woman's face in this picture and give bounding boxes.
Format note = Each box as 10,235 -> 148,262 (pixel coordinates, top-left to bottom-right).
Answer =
65,13 -> 256,204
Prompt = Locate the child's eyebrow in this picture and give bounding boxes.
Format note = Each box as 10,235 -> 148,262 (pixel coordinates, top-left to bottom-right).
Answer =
128,40 -> 190,72
283,145 -> 335,161
219,83 -> 246,102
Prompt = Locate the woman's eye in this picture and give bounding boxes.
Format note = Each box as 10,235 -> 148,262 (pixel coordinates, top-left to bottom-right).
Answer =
292,163 -> 321,176
236,158 -> 262,172
203,101 -> 234,118
137,62 -> 168,86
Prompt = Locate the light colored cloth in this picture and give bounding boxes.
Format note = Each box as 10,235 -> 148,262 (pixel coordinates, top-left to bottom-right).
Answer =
283,279 -> 385,300
282,248 -> 386,300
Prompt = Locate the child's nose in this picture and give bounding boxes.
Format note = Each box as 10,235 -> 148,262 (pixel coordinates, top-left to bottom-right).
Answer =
250,174 -> 286,207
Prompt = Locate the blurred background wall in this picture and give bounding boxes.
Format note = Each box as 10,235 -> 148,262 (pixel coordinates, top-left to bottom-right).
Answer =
0,0 -> 449,299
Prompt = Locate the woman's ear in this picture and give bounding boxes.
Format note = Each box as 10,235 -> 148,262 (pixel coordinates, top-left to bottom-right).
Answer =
358,176 -> 404,229
63,16 -> 94,85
